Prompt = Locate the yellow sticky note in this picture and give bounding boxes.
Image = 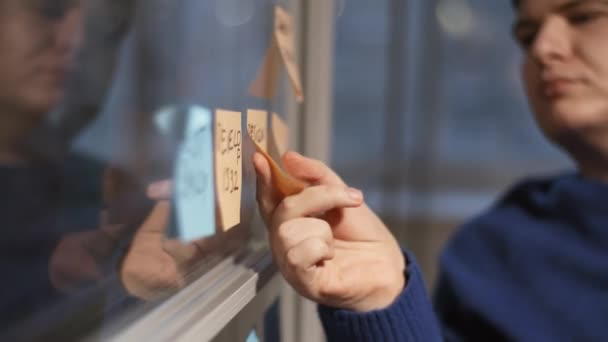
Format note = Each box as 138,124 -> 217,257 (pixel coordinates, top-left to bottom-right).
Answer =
269,112 -> 289,161
247,109 -> 268,152
215,109 -> 242,231
274,6 -> 304,103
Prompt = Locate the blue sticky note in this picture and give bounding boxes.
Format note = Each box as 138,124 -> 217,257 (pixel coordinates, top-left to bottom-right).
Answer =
173,106 -> 215,241
246,330 -> 259,342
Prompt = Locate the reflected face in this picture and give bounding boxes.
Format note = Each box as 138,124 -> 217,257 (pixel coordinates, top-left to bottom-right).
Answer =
514,0 -> 608,143
0,0 -> 82,118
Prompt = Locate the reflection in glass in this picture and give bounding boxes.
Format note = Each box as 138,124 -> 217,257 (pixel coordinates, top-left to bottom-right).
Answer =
0,0 -> 276,339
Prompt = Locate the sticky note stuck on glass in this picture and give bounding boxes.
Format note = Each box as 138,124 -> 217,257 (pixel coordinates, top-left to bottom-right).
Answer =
247,109 -> 268,152
249,111 -> 305,198
173,106 -> 215,241
215,109 -> 243,231
251,135 -> 306,198
269,112 -> 289,161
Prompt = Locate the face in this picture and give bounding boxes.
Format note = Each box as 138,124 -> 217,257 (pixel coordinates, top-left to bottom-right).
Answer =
514,0 -> 608,146
0,0 -> 82,121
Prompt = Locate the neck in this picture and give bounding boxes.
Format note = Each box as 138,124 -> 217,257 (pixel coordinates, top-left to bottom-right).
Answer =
578,163 -> 608,183
560,135 -> 608,184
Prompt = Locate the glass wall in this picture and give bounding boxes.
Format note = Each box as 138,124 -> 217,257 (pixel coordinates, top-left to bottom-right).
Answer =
0,0 -> 293,339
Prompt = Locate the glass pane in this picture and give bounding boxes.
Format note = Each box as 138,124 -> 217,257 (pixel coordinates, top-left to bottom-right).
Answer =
0,0 -> 286,339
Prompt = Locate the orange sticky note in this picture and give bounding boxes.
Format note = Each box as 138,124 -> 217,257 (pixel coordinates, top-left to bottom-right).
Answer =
215,109 -> 242,231
246,109 -> 268,152
250,135 -> 306,198
274,6 -> 304,103
269,112 -> 289,161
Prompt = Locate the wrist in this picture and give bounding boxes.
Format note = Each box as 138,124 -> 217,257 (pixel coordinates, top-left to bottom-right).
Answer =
350,262 -> 406,312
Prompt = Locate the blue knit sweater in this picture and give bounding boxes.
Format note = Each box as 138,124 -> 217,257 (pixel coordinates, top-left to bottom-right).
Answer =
319,174 -> 608,341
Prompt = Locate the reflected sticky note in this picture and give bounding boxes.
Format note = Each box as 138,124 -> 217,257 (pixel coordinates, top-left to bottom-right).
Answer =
215,109 -> 243,231
274,6 -> 303,103
247,109 -> 268,152
248,39 -> 281,100
174,106 -> 215,241
245,330 -> 259,342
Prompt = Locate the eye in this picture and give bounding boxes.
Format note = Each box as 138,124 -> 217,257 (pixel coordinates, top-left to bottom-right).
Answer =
33,0 -> 80,20
514,30 -> 537,51
568,11 -> 601,25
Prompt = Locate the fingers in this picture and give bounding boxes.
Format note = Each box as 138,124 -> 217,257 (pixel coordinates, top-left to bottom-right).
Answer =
135,201 -> 171,236
274,217 -> 333,255
163,239 -> 201,266
286,237 -> 333,271
271,185 -> 363,228
272,217 -> 334,270
282,152 -> 344,186
147,180 -> 173,200
253,152 -> 281,223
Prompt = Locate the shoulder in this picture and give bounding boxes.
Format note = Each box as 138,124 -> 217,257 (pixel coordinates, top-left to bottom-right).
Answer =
440,172 -> 574,267
458,172 -> 571,236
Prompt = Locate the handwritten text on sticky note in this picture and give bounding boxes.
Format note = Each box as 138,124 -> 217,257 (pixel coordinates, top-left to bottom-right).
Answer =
247,109 -> 268,152
215,109 -> 242,231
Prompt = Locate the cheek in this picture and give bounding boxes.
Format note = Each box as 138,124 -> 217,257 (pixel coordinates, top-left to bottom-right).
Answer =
522,60 -> 542,109
579,27 -> 608,96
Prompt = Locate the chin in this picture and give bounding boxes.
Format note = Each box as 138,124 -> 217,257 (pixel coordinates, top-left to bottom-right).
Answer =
534,98 -> 608,144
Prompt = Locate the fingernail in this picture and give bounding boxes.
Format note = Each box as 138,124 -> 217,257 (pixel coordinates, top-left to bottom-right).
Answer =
346,187 -> 363,201
148,181 -> 170,198
147,183 -> 161,197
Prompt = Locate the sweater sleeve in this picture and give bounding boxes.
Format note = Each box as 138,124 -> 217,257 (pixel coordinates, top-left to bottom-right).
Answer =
318,251 -> 443,342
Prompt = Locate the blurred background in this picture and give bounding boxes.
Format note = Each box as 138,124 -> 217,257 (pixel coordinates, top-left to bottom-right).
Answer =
330,0 -> 571,287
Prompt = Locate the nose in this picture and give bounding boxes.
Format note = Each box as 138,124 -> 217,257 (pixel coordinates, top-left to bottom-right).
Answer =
531,15 -> 573,66
54,8 -> 83,56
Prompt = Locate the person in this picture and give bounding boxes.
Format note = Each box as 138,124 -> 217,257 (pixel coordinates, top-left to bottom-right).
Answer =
0,0 -> 130,337
253,0 -> 608,340
0,0 -> 227,339
0,1 -> 177,340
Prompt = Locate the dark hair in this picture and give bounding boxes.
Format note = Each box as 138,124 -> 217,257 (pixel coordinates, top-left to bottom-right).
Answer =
512,0 -> 520,9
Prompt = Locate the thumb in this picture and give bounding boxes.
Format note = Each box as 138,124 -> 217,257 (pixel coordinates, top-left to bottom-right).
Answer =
282,152 -> 344,186
135,201 -> 171,236
253,153 -> 281,223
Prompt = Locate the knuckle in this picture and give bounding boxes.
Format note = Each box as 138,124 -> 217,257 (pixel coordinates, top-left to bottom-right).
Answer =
255,189 -> 264,203
280,196 -> 297,211
285,249 -> 300,269
277,222 -> 295,243
310,239 -> 328,257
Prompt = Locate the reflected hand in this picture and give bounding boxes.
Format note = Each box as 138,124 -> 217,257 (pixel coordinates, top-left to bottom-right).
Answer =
49,221 -> 127,293
120,201 -> 195,300
119,181 -> 218,301
254,152 -> 405,312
